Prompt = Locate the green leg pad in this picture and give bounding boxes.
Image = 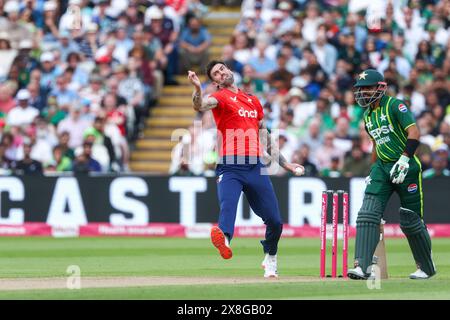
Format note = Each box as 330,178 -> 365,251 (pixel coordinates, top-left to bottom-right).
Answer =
399,207 -> 436,277
354,195 -> 383,274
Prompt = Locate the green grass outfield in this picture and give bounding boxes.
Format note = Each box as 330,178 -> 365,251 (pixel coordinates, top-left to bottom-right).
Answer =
0,237 -> 449,299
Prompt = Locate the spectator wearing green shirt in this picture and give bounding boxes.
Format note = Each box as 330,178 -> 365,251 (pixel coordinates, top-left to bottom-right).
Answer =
45,145 -> 72,173
56,131 -> 75,160
320,156 -> 342,178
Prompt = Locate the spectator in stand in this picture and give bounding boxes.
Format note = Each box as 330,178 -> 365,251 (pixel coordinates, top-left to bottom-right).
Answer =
235,11 -> 260,40
301,1 -> 323,43
45,145 -> 73,173
312,30 -> 338,76
338,33 -> 361,74
66,52 -> 90,90
114,26 -> 134,55
268,53 -> 293,93
75,23 -> 101,60
30,115 -> 57,164
178,16 -> 211,74
340,12 -> 367,53
266,130 -> 295,176
423,149 -> 450,179
231,32 -> 252,65
186,0 -> 209,23
221,44 -> 244,78
56,30 -> 81,63
72,140 -> 102,174
0,32 -> 16,81
0,141 -> 12,173
10,138 -> 43,175
0,83 -> 16,114
84,115 -> 117,171
314,131 -> 344,171
56,131 -> 75,160
147,0 -> 182,34
334,117 -> 353,155
247,37 -> 278,84
378,46 -> 412,80
290,144 -> 318,177
27,81 -> 47,112
79,73 -> 106,113
278,42 -> 301,76
50,75 -> 80,109
57,105 -> 92,149
146,7 -> 179,85
114,64 -> 145,140
301,118 -> 322,154
81,130 -> 110,172
288,87 -> 313,128
91,0 -> 117,34
129,43 -> 158,106
0,0 -> 33,49
169,131 -> 195,176
39,51 -> 62,92
7,89 -> 39,127
342,143 -> 371,177
1,131 -> 22,161
275,2 -> 296,37
320,156 -> 342,178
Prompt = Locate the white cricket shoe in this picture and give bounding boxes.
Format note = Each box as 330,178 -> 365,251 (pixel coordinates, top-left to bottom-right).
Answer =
261,253 -> 269,269
263,254 -> 278,278
347,266 -> 368,280
409,269 -> 431,280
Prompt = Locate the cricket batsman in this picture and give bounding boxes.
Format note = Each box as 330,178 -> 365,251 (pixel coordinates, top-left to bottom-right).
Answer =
347,69 -> 436,280
187,61 -> 305,278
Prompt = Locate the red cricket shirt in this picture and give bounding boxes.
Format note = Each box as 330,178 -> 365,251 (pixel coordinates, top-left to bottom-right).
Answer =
210,88 -> 264,157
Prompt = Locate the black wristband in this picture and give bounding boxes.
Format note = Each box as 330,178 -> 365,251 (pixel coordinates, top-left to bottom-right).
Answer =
404,139 -> 420,157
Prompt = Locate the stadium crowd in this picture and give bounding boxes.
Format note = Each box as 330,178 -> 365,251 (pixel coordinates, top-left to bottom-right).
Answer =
0,0 -> 211,175
171,0 -> 450,179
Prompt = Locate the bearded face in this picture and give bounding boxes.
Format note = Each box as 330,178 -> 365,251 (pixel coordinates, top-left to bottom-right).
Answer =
210,63 -> 235,88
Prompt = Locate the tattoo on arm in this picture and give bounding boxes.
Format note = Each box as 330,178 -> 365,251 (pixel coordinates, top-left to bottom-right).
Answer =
192,92 -> 218,112
259,120 -> 288,169
192,92 -> 201,107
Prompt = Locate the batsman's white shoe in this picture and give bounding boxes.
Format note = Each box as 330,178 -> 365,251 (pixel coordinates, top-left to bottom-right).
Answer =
347,266 -> 368,280
263,255 -> 278,279
261,253 -> 269,269
409,269 -> 431,280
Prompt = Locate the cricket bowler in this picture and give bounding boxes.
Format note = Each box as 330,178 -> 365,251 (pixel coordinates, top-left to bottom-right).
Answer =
187,61 -> 305,278
347,69 -> 436,280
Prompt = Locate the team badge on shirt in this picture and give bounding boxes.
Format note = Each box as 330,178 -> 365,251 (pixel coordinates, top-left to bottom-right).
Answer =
407,183 -> 418,193
398,104 -> 408,113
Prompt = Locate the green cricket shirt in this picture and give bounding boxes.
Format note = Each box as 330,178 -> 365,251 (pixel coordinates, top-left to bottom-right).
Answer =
363,95 -> 416,162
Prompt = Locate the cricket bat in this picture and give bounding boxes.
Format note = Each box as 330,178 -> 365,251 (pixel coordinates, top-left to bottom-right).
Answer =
373,219 -> 388,279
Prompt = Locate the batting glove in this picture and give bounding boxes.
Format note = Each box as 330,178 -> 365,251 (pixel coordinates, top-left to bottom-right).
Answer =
390,155 -> 409,184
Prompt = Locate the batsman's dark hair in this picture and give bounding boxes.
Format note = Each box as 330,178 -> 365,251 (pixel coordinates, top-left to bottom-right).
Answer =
206,60 -> 227,81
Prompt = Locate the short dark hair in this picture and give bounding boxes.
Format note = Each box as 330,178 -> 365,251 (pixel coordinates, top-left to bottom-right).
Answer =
206,60 -> 227,81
